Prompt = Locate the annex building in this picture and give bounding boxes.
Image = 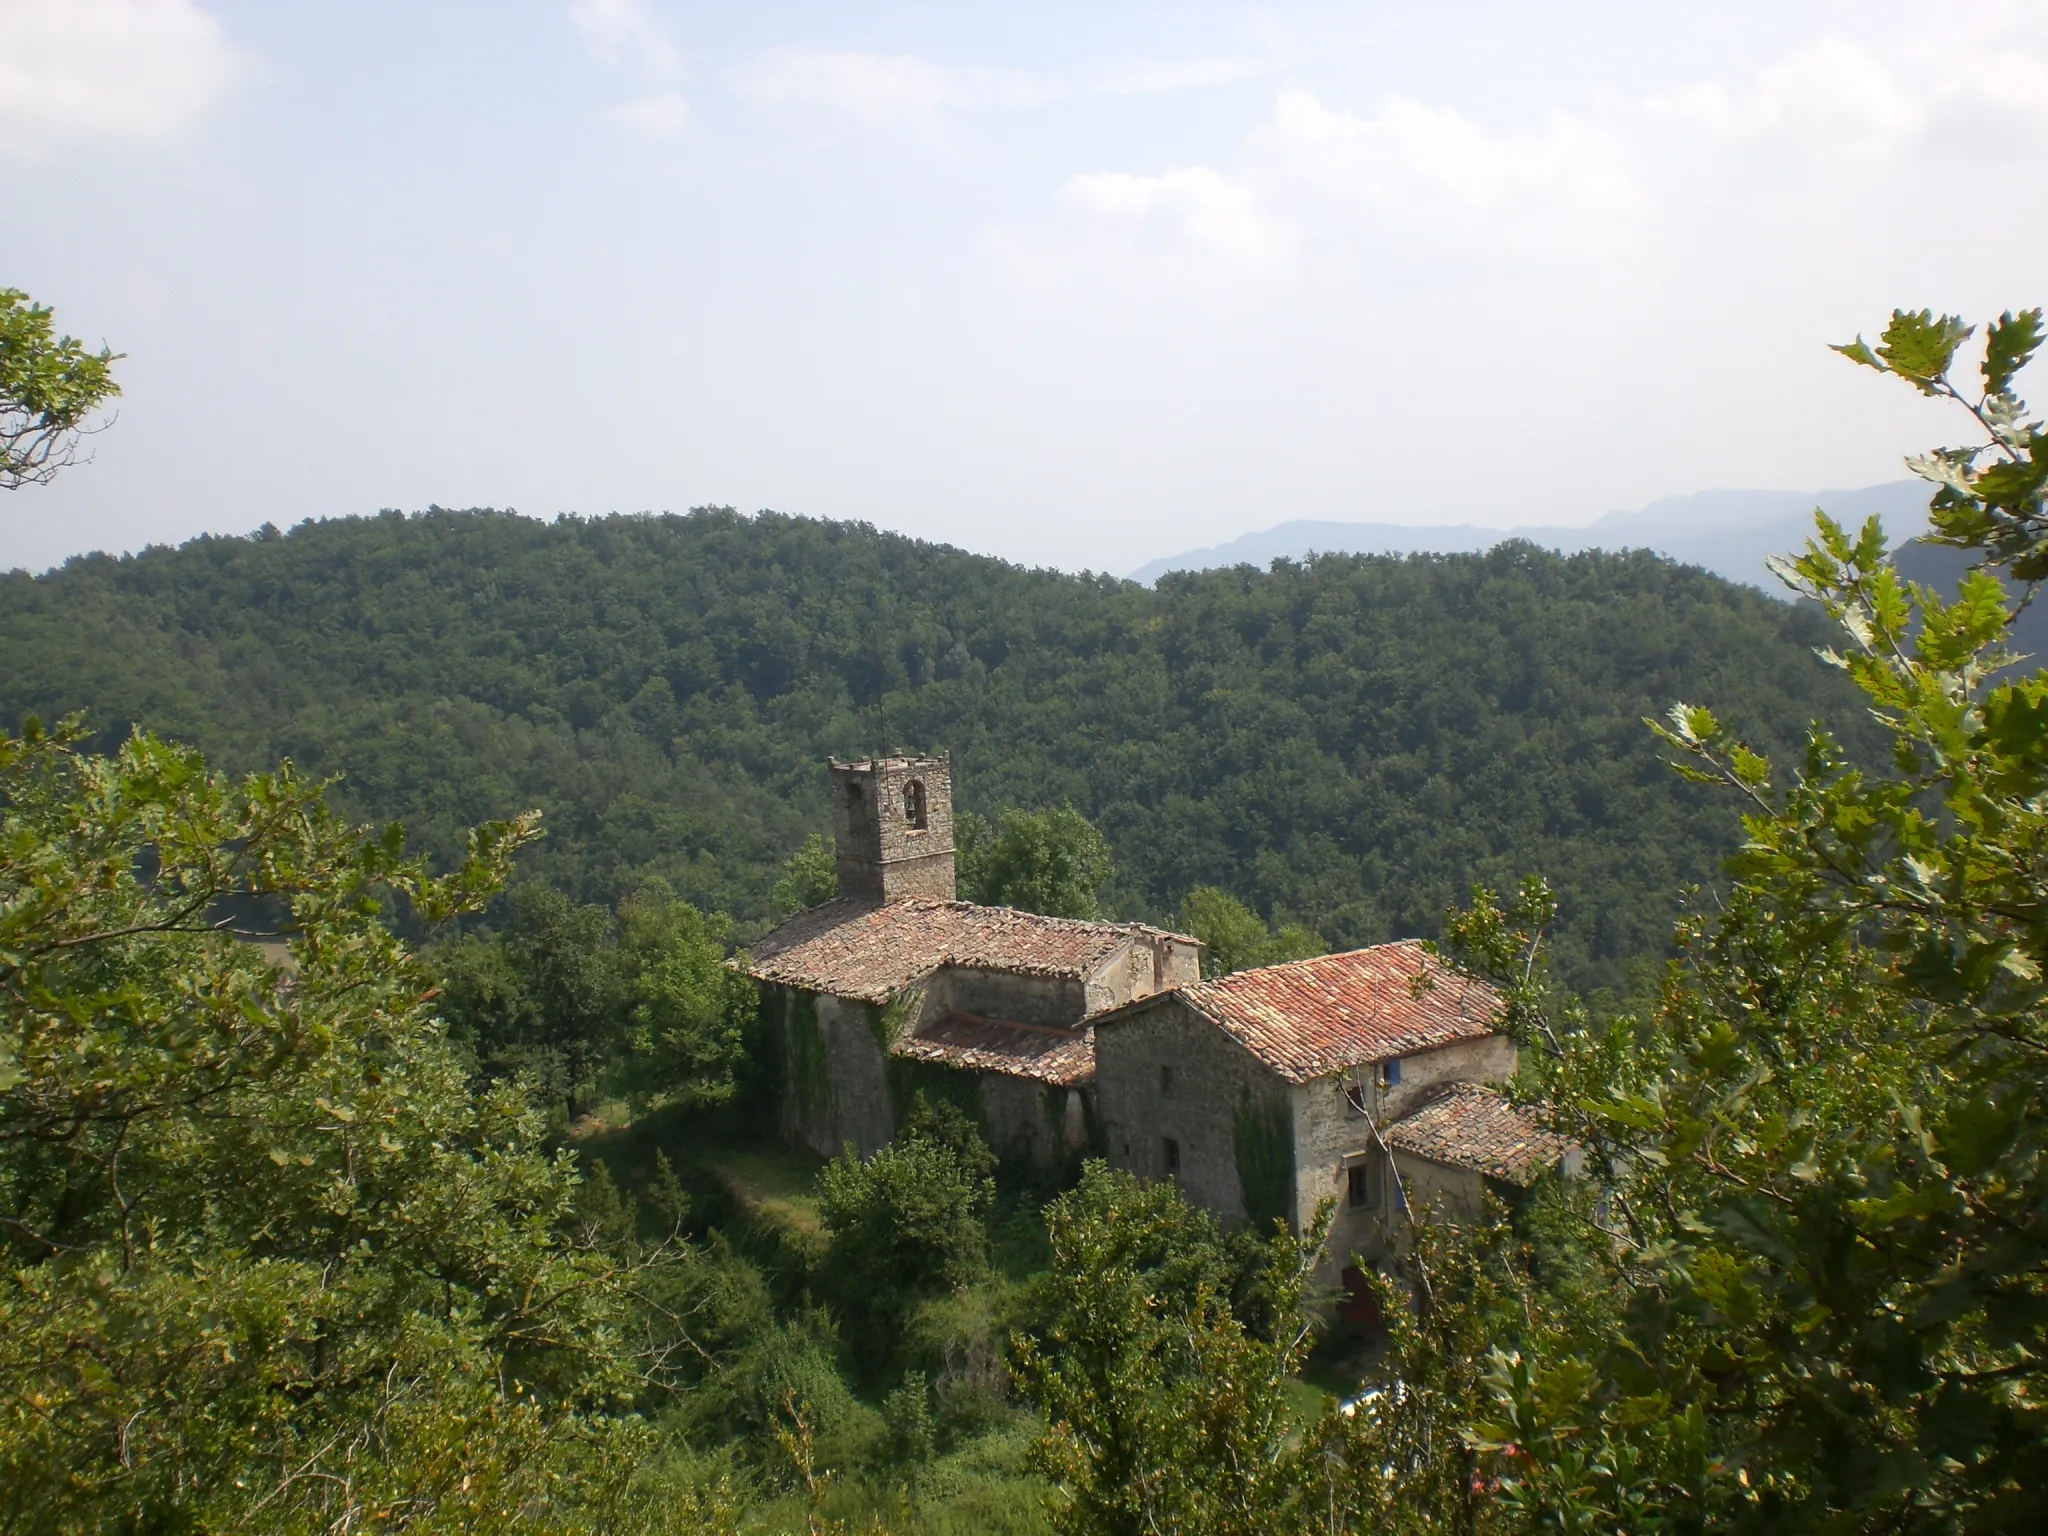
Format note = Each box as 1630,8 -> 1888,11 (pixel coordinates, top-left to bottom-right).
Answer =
746,752 -> 1570,1264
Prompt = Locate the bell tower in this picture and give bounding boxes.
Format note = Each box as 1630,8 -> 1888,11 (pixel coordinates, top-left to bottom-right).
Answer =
829,752 -> 956,905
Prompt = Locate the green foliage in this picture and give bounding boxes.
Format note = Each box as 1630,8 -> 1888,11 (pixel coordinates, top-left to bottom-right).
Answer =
433,880 -> 750,1116
1832,304 -> 2048,579
1418,307 -> 2048,1534
1230,1091 -> 1294,1231
900,1089 -> 999,1187
619,880 -> 756,1111
818,1130 -> 994,1376
783,988 -> 832,1129
883,1371 -> 938,1472
0,509 -> 1877,993
770,831 -> 838,919
1316,1213 -> 1547,1536
1178,885 -> 1325,978
1012,1164 -> 1332,1536
905,1281 -> 1022,1442
958,804 -> 1112,919
0,720 -> 712,1531
0,287 -> 120,491
435,881 -> 628,1113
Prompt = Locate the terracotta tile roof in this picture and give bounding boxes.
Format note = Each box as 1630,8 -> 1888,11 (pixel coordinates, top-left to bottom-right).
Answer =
893,1013 -> 1097,1087
1386,1083 -> 1569,1186
744,898 -> 1191,1005
1170,940 -> 1503,1084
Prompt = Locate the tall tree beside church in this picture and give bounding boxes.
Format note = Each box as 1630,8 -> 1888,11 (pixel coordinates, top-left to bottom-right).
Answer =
768,831 -> 839,918
1177,886 -> 1324,977
958,805 -> 1113,919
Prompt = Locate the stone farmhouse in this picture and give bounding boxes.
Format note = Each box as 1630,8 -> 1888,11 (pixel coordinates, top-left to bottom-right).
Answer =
746,753 -> 1569,1270
1092,945 -> 1572,1283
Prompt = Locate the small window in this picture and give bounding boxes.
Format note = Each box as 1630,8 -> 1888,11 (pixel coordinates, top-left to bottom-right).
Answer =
1159,1064 -> 1174,1096
1347,1164 -> 1373,1209
847,781 -> 864,808
1344,1082 -> 1370,1116
1379,1058 -> 1403,1088
903,779 -> 927,829
1162,1136 -> 1180,1174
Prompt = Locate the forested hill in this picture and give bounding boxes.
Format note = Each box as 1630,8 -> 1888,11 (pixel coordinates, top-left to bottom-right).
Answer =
0,507 -> 1877,991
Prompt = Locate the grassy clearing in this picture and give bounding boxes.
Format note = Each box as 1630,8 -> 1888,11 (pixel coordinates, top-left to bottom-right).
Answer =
705,1143 -> 829,1247
734,1418 -> 1054,1535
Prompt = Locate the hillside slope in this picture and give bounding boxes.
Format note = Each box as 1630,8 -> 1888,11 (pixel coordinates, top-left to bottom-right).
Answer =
0,508 -> 1882,991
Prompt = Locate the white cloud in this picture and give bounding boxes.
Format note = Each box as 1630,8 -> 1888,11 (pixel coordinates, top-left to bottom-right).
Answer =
569,0 -> 680,78
0,0 -> 241,156
1045,87 -> 1637,270
1256,88 -> 1638,238
607,91 -> 690,138
732,49 -> 1048,119
1649,36 -> 1926,149
1090,56 -> 1273,96
1060,166 -> 1290,261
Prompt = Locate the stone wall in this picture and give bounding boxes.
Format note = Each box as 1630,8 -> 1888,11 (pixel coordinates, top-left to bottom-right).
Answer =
829,753 -> 956,903
1380,1035 -> 1516,1120
770,984 -> 896,1158
1289,1034 -> 1516,1271
1394,1152 -> 1486,1223
934,963 -> 1088,1030
978,1074 -> 1092,1168
1095,995 -> 1288,1226
1084,934 -> 1203,1013
1289,1073 -> 1386,1271
770,977 -> 1096,1171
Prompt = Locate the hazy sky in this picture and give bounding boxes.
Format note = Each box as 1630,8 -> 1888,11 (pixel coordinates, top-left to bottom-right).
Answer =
3,0 -> 2043,576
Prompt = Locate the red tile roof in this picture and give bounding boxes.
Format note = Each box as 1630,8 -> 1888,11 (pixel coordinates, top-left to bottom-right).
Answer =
744,897 -> 1190,1005
1386,1083 -> 1569,1186
1172,940 -> 1502,1083
894,1013 -> 1098,1087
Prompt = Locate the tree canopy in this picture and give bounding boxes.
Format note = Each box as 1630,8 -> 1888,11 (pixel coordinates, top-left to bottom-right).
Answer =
0,508 -> 1884,992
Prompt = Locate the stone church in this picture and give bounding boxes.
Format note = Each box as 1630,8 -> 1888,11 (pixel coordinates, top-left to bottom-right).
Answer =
746,753 -> 1201,1167
747,752 -> 1569,1263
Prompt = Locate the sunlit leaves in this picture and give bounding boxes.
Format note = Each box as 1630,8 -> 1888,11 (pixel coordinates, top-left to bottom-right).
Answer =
0,287 -> 122,491
1982,308 -> 2044,396
1832,309 -> 1975,396
1441,304 -> 2048,1535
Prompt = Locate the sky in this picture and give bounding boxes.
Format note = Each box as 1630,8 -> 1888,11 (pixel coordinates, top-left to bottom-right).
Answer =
3,0 -> 2045,577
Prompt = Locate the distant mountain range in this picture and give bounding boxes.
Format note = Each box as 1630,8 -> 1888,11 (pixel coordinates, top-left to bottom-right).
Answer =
1129,482 -> 1934,594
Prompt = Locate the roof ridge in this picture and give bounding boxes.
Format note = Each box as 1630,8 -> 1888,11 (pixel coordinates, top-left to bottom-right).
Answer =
1136,941 -> 1504,1084
1384,1082 -> 1569,1186
745,895 -> 1190,1004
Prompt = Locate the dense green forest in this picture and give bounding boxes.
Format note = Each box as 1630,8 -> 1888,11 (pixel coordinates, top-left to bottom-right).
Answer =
0,509 -> 1879,990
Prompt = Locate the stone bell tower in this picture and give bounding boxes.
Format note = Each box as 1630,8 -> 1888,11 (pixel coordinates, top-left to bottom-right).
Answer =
828,752 -> 956,905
